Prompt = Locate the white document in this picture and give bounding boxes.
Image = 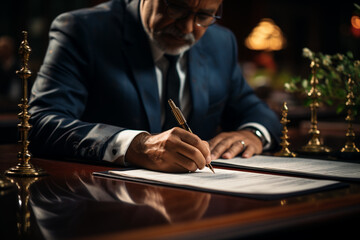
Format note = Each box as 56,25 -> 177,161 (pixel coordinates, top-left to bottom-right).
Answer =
212,155 -> 360,181
107,168 -> 342,199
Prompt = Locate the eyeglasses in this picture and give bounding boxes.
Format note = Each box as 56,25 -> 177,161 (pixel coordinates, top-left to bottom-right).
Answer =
163,0 -> 222,28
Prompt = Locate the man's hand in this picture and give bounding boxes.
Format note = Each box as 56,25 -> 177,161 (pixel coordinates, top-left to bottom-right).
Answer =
209,130 -> 263,160
125,127 -> 211,173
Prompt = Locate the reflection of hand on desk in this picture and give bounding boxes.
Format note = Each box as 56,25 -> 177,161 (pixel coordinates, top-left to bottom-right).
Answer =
29,169 -> 211,238
129,186 -> 210,223
74,170 -> 211,223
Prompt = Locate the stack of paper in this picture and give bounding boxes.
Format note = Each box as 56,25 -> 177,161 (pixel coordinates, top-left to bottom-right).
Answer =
93,167 -> 344,200
212,155 -> 360,182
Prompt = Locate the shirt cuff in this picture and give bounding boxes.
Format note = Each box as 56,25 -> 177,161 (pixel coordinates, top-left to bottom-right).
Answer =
238,123 -> 272,150
103,130 -> 147,166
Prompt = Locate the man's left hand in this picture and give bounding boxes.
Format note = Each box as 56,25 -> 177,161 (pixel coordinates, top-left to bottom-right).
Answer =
208,130 -> 263,160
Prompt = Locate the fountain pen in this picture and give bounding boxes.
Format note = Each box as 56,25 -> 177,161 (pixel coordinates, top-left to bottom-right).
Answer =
168,99 -> 215,174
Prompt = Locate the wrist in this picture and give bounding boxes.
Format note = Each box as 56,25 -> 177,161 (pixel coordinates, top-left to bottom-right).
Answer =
242,127 -> 268,146
125,132 -> 150,165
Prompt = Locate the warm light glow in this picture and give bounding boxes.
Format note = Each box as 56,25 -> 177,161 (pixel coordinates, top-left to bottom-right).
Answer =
351,15 -> 360,29
245,18 -> 286,51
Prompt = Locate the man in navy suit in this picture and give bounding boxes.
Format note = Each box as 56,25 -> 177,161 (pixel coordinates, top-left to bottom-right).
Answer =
29,0 -> 281,172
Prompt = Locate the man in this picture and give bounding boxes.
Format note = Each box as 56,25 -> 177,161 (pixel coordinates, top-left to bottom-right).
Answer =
29,0 -> 281,173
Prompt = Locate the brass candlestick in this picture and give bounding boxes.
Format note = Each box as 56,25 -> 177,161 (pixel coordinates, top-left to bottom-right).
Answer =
341,77 -> 359,152
301,60 -> 331,153
5,31 -> 46,177
275,102 -> 296,157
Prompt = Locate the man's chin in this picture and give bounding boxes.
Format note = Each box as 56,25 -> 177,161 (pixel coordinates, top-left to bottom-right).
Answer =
155,39 -> 194,55
163,45 -> 192,55
152,34 -> 195,55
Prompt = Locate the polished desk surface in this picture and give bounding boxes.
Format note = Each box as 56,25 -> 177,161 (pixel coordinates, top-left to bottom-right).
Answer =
1,144 -> 360,240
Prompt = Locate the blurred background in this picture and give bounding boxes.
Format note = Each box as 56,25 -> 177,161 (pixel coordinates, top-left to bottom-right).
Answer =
1,0 -> 359,146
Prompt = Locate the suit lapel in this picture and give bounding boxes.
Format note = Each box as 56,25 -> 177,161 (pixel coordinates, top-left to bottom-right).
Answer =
122,0 -> 162,133
187,43 -> 209,131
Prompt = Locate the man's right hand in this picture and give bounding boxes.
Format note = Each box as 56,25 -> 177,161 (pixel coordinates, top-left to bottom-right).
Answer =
125,128 -> 211,173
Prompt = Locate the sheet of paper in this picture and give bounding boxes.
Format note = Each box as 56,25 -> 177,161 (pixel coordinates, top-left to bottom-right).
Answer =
104,168 -> 343,199
212,155 -> 360,181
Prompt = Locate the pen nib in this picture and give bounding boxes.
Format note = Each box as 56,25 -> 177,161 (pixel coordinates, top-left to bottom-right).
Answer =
208,164 -> 215,174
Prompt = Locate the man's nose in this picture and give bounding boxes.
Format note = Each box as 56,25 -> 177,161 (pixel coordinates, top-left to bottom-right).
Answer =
176,14 -> 195,34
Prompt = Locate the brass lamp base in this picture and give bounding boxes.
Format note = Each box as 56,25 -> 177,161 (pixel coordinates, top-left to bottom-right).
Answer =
5,163 -> 47,177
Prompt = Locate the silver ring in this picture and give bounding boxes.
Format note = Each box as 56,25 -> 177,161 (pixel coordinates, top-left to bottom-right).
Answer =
240,140 -> 246,149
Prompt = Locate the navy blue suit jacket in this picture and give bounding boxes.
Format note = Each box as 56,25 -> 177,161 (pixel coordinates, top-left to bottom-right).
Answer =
29,0 -> 281,162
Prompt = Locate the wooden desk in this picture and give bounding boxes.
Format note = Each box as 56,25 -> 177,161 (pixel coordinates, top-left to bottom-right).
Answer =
1,144 -> 360,240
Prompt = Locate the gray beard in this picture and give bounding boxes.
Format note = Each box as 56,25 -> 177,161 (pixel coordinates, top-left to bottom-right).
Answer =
149,25 -> 196,55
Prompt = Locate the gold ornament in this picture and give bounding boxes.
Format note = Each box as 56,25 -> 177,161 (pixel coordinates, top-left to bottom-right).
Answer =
275,102 -> 296,157
5,31 -> 47,177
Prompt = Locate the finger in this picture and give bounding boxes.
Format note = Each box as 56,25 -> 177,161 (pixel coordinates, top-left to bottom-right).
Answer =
202,140 -> 212,164
208,134 -> 226,151
210,138 -> 233,160
176,141 -> 206,170
157,150 -> 198,172
173,154 -> 199,172
222,140 -> 246,159
176,154 -> 201,172
162,128 -> 206,170
241,144 -> 256,158
179,130 -> 211,158
175,129 -> 210,168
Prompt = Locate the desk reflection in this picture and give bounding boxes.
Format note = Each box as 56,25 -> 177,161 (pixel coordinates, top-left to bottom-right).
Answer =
30,170 -> 211,239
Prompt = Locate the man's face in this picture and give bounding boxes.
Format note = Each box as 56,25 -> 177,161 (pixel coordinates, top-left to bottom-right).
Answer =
141,0 -> 222,55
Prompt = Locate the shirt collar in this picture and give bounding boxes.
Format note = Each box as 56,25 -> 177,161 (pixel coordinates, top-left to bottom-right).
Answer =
150,42 -> 165,63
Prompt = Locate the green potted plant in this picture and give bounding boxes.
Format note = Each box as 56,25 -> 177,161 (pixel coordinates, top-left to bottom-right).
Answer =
285,48 -> 360,117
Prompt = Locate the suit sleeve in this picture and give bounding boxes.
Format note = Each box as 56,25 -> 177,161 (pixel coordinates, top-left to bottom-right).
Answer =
29,12 -> 123,162
220,30 -> 282,148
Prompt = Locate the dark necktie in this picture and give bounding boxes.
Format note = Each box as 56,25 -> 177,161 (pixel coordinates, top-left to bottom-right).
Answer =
162,54 -> 180,131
